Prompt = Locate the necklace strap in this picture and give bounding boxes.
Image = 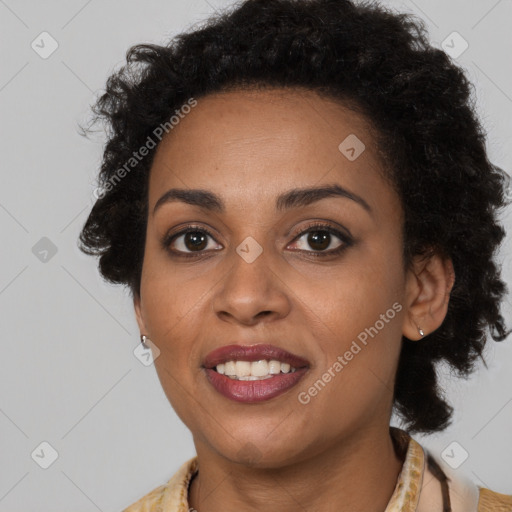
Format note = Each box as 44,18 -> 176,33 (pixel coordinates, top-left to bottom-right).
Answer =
426,451 -> 452,512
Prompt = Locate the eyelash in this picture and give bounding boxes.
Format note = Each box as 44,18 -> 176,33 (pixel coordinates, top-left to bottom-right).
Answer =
162,221 -> 353,259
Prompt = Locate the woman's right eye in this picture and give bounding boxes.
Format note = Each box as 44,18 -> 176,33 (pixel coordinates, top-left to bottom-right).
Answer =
163,227 -> 223,258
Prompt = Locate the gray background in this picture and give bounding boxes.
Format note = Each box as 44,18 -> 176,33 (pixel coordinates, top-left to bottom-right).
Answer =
1,0 -> 511,510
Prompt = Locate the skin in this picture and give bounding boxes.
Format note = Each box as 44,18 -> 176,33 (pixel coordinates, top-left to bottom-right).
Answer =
134,87 -> 455,512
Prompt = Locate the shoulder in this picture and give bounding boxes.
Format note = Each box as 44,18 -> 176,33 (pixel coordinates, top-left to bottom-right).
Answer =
410,433 -> 511,512
477,487 -> 512,511
121,483 -> 167,512
121,456 -> 198,512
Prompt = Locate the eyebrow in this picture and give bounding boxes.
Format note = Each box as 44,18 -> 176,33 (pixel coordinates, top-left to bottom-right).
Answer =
152,183 -> 372,216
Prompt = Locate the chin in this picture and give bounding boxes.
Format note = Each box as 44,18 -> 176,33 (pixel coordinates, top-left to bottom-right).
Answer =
213,436 -> 310,470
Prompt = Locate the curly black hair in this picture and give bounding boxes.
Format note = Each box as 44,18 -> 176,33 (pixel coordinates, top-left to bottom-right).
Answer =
78,0 -> 511,434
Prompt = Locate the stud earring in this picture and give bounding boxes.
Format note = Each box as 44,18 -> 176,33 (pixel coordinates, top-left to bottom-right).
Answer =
140,334 -> 150,348
418,326 -> 425,337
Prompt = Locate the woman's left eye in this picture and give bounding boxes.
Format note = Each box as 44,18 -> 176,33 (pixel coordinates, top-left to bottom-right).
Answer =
288,224 -> 352,257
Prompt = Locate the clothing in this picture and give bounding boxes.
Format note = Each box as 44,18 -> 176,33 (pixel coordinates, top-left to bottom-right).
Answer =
122,427 -> 512,512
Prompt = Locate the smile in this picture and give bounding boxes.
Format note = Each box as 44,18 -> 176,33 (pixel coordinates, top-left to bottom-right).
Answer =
215,359 -> 298,379
202,343 -> 310,402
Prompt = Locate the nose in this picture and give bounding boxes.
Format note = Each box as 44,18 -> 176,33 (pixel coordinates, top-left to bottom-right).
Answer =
211,243 -> 291,326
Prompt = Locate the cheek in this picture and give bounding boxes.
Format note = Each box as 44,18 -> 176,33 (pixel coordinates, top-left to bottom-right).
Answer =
138,254 -> 212,378
339,252 -> 404,365
299,252 -> 404,343
140,243 -> 206,329
296,240 -> 405,390
140,262 -> 209,424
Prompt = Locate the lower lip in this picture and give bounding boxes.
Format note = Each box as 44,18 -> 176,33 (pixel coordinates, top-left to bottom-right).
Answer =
205,367 -> 308,403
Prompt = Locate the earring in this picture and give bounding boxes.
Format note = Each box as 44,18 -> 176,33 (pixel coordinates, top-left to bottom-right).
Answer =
417,326 -> 425,337
140,334 -> 150,348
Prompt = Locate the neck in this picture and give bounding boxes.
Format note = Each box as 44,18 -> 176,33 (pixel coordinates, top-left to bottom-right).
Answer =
188,425 -> 405,512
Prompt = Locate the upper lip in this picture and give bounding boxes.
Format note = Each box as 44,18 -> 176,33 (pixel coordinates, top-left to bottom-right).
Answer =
203,343 -> 310,369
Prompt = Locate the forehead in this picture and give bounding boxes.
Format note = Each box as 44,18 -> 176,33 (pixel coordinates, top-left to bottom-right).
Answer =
148,87 -> 393,215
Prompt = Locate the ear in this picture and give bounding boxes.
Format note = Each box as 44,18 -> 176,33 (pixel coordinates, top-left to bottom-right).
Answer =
133,292 -> 149,336
402,249 -> 455,340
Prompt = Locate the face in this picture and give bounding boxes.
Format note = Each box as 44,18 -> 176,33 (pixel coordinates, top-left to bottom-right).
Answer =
134,87 -> 414,467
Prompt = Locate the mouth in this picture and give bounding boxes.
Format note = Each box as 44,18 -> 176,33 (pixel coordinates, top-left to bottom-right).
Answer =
202,343 -> 310,403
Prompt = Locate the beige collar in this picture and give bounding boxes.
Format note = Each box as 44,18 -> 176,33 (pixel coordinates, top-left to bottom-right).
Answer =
156,427 -> 479,512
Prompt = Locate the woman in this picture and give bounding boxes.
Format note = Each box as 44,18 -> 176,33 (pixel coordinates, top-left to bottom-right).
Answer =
79,0 -> 512,510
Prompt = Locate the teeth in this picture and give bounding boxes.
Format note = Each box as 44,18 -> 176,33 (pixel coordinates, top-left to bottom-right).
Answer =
235,360 -> 251,377
251,360 -> 269,377
268,360 -> 281,374
224,361 -> 236,376
214,359 -> 298,379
